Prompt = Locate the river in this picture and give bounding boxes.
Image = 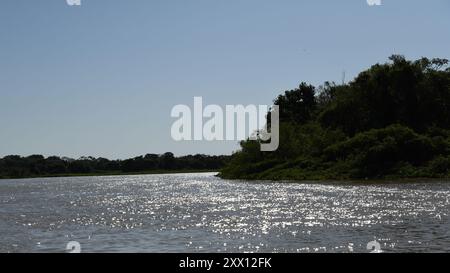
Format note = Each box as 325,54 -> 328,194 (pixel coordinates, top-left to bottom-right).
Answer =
0,173 -> 449,253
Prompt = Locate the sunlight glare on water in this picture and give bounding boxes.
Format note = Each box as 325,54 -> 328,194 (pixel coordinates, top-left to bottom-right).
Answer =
0,173 -> 449,253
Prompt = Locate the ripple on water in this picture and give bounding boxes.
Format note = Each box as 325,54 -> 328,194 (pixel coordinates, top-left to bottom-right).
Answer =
0,173 -> 449,253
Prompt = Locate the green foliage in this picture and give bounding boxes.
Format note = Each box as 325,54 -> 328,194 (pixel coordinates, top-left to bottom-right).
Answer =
319,56 -> 450,135
0,154 -> 230,179
275,83 -> 317,124
426,156 -> 450,175
323,125 -> 437,178
220,56 -> 450,180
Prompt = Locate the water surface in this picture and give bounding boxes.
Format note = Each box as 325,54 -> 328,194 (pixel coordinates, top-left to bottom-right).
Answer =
0,173 -> 449,253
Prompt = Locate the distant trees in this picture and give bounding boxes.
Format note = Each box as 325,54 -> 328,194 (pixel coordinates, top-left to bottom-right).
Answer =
220,56 -> 450,180
0,153 -> 230,179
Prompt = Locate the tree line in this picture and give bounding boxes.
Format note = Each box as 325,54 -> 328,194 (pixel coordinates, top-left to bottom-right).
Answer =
0,153 -> 230,179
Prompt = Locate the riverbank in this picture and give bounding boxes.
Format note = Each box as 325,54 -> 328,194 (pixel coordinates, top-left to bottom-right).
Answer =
216,173 -> 449,184
218,169 -> 450,182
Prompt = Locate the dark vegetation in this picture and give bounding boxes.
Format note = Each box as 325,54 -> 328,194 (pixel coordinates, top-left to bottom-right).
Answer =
0,153 -> 229,179
220,56 -> 450,180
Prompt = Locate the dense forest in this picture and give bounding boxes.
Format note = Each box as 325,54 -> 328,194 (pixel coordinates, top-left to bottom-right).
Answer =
220,56 -> 450,180
0,153 -> 229,179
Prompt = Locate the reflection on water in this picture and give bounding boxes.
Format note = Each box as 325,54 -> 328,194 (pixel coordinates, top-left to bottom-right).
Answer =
0,173 -> 449,253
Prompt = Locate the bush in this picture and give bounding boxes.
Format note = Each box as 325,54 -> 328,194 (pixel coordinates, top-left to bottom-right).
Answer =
427,156 -> 450,176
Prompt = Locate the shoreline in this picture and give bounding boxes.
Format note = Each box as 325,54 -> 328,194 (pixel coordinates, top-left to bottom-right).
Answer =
1,171 -> 448,184
225,177 -> 450,185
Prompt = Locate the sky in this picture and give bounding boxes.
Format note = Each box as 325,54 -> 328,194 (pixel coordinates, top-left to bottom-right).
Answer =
0,0 -> 449,159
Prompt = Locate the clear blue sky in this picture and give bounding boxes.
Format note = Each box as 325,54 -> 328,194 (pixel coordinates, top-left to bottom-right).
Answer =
1,0 -> 449,159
